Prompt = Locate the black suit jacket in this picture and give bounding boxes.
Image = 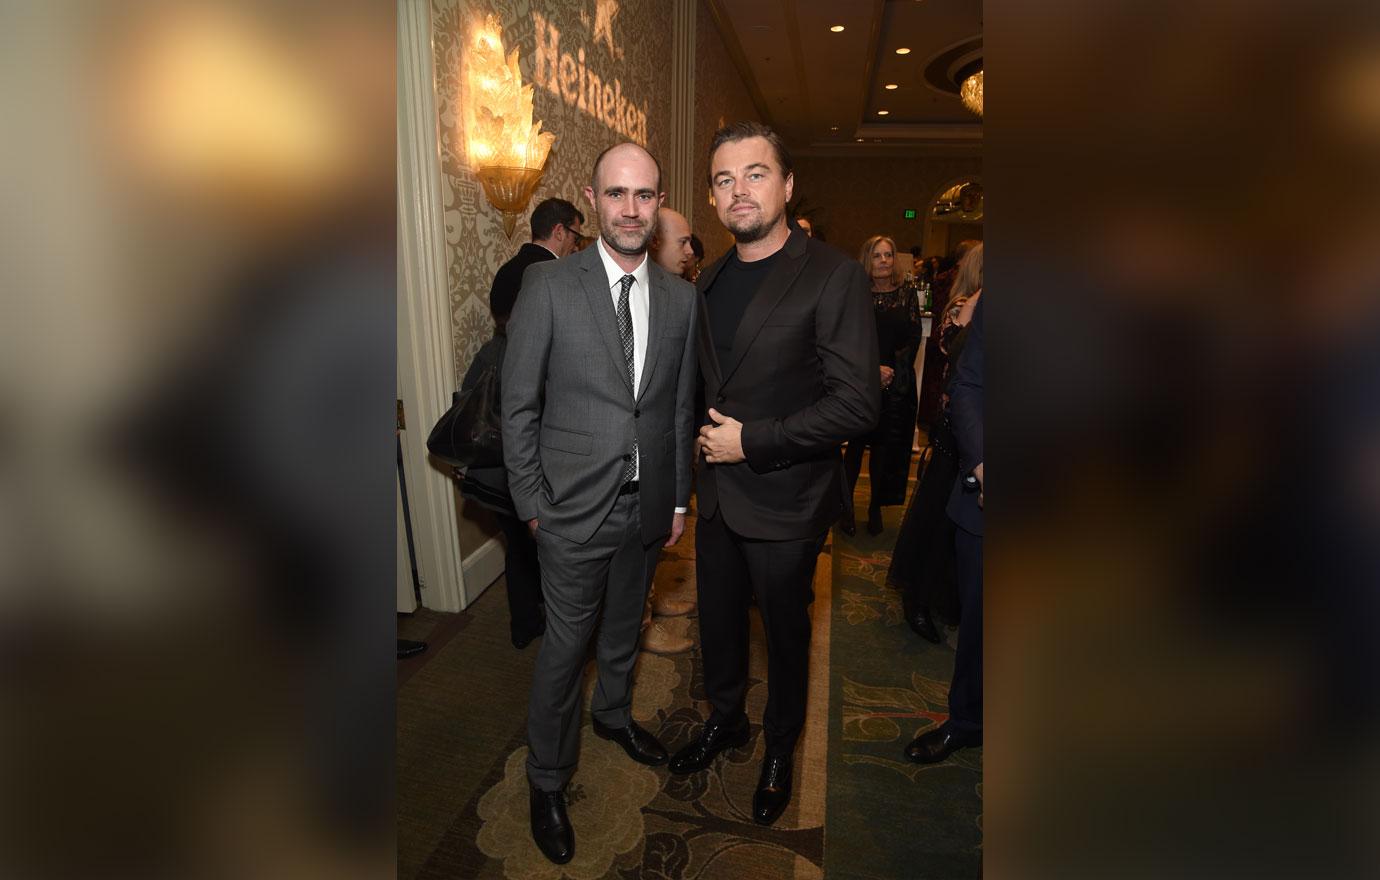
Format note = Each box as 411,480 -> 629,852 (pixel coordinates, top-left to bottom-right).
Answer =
695,229 -> 880,540
489,242 -> 556,317
946,296 -> 984,536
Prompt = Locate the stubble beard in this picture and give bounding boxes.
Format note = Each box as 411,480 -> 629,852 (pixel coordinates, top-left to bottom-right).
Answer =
600,217 -> 653,256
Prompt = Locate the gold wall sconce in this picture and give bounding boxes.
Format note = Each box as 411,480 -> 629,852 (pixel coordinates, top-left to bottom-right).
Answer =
464,16 -> 555,237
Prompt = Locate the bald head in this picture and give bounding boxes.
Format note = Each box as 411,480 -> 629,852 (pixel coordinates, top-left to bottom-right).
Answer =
591,142 -> 663,193
652,208 -> 694,276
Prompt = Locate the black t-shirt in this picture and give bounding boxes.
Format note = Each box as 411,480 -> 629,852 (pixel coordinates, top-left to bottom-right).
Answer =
706,248 -> 783,367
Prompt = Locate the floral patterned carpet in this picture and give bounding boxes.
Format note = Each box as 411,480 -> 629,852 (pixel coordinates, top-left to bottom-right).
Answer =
398,463 -> 980,879
825,495 -> 983,879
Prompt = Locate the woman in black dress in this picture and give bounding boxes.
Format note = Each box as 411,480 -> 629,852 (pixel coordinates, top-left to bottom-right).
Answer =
842,235 -> 922,535
887,243 -> 983,642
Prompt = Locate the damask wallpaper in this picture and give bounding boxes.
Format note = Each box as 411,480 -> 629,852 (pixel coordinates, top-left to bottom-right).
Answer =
432,0 -> 676,383
790,154 -> 983,262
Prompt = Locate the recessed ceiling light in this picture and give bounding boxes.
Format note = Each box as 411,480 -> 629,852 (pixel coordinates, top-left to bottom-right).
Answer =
829,25 -> 845,33
885,83 -> 899,90
895,47 -> 911,55
877,110 -> 890,116
830,125 -> 839,131
856,138 -> 864,142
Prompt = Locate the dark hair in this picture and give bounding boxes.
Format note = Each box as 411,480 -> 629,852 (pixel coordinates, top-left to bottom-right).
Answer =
689,233 -> 704,259
591,142 -> 663,193
706,121 -> 793,185
529,198 -> 584,240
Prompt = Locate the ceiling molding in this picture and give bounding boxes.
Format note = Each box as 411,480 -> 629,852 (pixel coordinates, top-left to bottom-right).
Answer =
794,142 -> 983,158
704,0 -> 775,128
853,123 -> 983,140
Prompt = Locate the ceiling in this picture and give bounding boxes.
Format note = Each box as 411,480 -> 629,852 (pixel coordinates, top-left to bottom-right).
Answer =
706,0 -> 982,156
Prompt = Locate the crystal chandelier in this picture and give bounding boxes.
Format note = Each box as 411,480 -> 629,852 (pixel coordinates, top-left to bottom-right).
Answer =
960,68 -> 983,118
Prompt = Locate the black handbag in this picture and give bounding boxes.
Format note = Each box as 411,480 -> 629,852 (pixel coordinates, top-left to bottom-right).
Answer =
426,365 -> 504,469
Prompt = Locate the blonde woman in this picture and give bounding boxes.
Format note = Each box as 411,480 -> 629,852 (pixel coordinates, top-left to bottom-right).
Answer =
841,235 -> 922,536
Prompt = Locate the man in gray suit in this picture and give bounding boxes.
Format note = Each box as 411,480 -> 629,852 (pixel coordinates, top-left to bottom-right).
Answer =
502,142 -> 699,866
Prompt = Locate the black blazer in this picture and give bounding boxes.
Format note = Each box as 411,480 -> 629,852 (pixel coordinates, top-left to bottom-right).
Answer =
946,296 -> 984,536
695,229 -> 880,540
489,242 -> 555,317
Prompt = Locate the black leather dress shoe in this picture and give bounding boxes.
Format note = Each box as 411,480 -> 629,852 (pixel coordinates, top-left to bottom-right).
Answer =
752,754 -> 794,826
906,607 -> 941,644
904,725 -> 982,764
529,786 -> 574,864
396,639 -> 427,659
592,718 -> 668,766
668,717 -> 750,775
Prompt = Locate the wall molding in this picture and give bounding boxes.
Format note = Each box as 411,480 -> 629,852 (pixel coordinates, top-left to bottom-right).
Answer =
461,536 -> 506,604
669,0 -> 697,220
398,0 -> 466,612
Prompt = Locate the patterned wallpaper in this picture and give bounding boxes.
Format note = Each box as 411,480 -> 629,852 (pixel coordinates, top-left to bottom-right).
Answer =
432,0 -> 676,383
691,0 -> 761,266
790,154 -> 984,262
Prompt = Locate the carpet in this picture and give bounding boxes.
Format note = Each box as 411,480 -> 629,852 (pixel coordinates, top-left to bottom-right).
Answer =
398,461 -> 982,879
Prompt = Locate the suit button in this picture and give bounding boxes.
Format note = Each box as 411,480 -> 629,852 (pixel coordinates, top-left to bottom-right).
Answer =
716,394 -> 725,404
634,409 -> 641,418
622,454 -> 632,462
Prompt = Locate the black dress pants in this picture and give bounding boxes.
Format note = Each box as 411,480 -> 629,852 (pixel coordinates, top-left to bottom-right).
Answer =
948,525 -> 983,731
495,512 -> 544,643
696,510 -> 825,757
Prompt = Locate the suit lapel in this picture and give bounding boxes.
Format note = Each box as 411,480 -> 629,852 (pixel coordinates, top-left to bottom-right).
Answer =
719,234 -> 810,388
636,265 -> 666,401
577,247 -> 635,397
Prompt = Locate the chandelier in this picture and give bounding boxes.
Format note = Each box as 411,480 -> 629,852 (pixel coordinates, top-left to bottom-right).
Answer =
960,68 -> 983,118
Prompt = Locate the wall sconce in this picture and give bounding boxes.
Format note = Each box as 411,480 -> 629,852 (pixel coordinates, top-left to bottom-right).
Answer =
464,16 -> 555,237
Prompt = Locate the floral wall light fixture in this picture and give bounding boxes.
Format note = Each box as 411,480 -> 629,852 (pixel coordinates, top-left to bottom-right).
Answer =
463,15 -> 556,237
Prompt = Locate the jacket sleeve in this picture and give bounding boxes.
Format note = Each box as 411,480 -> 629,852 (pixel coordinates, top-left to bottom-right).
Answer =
501,266 -> 553,522
740,259 -> 881,467
674,290 -> 700,506
947,296 -> 984,474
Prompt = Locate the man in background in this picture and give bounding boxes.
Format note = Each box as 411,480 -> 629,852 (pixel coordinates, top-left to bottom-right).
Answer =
487,197 -> 584,322
475,197 -> 584,649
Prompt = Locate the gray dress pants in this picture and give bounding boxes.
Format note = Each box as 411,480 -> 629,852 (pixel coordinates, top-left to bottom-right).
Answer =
525,491 -> 660,791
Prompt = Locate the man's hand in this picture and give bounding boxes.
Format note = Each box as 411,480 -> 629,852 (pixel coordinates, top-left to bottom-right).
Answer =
974,462 -> 983,509
699,408 -> 746,464
664,512 -> 686,547
880,365 -> 895,388
528,518 -> 539,537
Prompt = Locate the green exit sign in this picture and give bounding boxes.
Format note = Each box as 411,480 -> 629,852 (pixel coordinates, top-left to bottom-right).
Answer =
903,208 -> 917,219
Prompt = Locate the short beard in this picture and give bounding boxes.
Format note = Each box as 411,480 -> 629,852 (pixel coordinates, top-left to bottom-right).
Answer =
727,208 -> 782,244
600,225 -> 653,256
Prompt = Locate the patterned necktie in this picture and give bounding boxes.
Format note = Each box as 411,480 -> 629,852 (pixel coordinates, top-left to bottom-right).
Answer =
616,274 -> 638,483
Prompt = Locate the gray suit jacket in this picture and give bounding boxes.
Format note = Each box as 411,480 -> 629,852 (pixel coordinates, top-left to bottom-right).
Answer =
501,244 -> 700,545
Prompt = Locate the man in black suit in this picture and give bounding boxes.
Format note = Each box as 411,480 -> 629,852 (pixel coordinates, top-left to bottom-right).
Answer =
487,197 -> 584,320
668,121 -> 879,826
907,293 -> 984,764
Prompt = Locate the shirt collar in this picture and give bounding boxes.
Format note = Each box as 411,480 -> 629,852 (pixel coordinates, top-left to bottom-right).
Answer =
534,242 -> 559,259
595,236 -> 649,292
